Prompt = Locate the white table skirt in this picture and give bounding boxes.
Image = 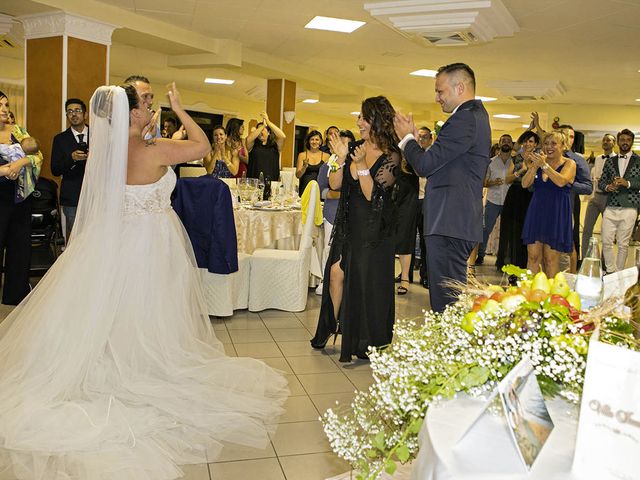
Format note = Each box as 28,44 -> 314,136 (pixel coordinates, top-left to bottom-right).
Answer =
411,395 -> 578,480
328,395 -> 578,480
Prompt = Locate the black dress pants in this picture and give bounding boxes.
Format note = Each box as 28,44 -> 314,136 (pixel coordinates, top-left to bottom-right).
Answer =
425,234 -> 475,313
0,197 -> 33,305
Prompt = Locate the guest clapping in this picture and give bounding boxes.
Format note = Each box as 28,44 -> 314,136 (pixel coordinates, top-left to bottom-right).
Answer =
296,130 -> 327,195
521,132 -> 576,276
204,126 -> 239,178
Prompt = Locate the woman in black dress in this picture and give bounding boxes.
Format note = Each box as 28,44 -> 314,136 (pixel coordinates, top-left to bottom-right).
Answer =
394,161 -> 419,294
246,111 -> 286,180
496,130 -> 539,270
296,130 -> 327,195
311,96 -> 400,362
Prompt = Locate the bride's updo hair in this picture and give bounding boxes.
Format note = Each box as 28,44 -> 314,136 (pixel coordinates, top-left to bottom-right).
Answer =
122,84 -> 140,112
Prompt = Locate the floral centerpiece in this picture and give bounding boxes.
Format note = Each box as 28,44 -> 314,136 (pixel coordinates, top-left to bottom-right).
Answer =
322,266 -> 639,480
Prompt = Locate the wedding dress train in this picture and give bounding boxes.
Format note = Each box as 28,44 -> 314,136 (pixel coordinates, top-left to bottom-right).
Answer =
0,86 -> 288,479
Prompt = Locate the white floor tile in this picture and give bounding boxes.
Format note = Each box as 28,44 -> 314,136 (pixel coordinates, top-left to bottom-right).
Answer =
209,458 -> 285,480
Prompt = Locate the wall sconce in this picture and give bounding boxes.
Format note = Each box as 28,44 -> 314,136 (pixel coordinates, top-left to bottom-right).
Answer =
283,111 -> 295,124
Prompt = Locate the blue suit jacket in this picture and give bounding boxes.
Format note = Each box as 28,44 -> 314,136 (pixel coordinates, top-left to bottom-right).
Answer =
403,99 -> 491,242
172,176 -> 239,274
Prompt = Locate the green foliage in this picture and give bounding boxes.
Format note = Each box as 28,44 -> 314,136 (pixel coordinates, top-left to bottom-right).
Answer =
501,265 -> 531,278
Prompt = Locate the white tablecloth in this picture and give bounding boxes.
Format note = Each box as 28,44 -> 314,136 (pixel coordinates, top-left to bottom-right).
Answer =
233,207 -> 303,254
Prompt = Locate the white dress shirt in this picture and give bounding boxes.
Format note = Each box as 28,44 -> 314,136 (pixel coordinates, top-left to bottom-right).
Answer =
618,152 -> 631,178
71,126 -> 88,144
485,155 -> 512,206
592,153 -> 613,193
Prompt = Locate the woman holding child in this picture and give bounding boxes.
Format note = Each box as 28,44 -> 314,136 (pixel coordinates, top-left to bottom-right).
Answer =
0,90 -> 43,305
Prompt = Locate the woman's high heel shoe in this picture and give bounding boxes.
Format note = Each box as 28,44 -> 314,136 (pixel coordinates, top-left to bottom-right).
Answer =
311,326 -> 340,350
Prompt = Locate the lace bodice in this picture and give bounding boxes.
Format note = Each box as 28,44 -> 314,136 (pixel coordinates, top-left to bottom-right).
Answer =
124,168 -> 176,215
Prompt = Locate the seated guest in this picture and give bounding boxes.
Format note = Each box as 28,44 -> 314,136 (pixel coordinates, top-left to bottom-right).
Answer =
246,111 -> 285,181
204,125 -> 239,178
296,130 -> 327,195
521,131 -> 576,277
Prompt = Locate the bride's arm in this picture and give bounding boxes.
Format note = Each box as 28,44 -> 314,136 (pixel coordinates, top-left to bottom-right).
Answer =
153,83 -> 211,166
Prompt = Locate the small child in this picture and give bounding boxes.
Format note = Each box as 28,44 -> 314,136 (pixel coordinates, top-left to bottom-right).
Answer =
0,136 -> 40,162
0,136 -> 40,179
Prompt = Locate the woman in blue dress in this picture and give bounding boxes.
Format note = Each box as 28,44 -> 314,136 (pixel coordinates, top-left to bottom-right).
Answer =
521,131 -> 576,277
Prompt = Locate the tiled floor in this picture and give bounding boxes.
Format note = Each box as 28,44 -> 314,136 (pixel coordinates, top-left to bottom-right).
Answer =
0,259 -> 505,480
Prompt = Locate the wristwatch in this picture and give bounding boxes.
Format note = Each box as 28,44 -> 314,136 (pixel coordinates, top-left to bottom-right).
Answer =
356,169 -> 370,177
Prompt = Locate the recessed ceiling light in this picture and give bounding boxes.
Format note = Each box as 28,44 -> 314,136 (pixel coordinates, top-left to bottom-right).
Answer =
204,78 -> 234,85
476,96 -> 497,102
305,16 -> 365,33
493,114 -> 520,119
302,99 -> 319,104
635,98 -> 640,102
521,124 -> 530,128
350,111 -> 360,115
410,69 -> 438,78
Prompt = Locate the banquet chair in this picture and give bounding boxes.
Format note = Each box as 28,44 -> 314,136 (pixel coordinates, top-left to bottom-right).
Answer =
172,176 -> 249,317
248,181 -> 319,312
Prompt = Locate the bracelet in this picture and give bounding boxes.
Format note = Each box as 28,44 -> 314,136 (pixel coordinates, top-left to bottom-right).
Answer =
357,169 -> 370,177
541,164 -> 549,171
327,155 -> 344,173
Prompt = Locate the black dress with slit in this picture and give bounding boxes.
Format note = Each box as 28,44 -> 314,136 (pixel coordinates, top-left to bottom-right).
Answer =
496,154 -> 532,270
310,142 -> 400,362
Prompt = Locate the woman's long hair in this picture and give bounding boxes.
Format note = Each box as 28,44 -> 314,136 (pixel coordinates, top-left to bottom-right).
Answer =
225,118 -> 244,144
361,96 -> 400,156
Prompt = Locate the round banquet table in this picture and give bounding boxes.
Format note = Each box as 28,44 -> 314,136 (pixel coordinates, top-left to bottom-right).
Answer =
233,206 -> 303,255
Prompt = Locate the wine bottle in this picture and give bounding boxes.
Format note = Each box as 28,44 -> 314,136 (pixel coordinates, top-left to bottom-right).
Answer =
575,237 -> 603,310
624,249 -> 640,339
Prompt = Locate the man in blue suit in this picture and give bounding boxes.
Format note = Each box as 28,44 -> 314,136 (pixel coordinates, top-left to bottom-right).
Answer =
394,63 -> 491,312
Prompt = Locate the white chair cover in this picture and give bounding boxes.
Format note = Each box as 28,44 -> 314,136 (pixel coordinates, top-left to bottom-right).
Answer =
201,253 -> 251,317
248,181 -> 319,312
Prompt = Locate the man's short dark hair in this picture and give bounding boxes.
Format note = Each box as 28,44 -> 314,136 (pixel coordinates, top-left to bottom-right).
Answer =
437,63 -> 476,90
65,98 -> 86,112
164,116 -> 177,126
124,75 -> 150,84
418,126 -> 432,134
618,128 -> 635,142
499,134 -> 513,142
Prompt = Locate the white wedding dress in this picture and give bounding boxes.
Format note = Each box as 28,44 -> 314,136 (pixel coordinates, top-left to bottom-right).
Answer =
0,87 -> 288,479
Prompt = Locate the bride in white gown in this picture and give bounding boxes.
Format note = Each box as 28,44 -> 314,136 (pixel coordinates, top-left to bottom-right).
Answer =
0,84 -> 288,479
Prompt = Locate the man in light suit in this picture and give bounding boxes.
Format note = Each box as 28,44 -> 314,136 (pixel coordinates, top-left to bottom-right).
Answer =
51,98 -> 88,240
394,63 -> 491,312
598,129 -> 640,273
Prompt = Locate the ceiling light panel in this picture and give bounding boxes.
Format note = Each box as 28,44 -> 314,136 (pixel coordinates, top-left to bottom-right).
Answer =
305,16 -> 365,33
204,78 -> 234,84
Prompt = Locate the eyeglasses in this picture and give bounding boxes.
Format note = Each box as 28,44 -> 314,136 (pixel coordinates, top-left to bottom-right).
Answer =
66,108 -> 84,115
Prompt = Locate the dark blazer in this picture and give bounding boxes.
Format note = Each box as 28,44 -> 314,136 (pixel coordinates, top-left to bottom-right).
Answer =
598,152 -> 640,209
51,127 -> 88,206
403,99 -> 491,242
172,176 -> 239,274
